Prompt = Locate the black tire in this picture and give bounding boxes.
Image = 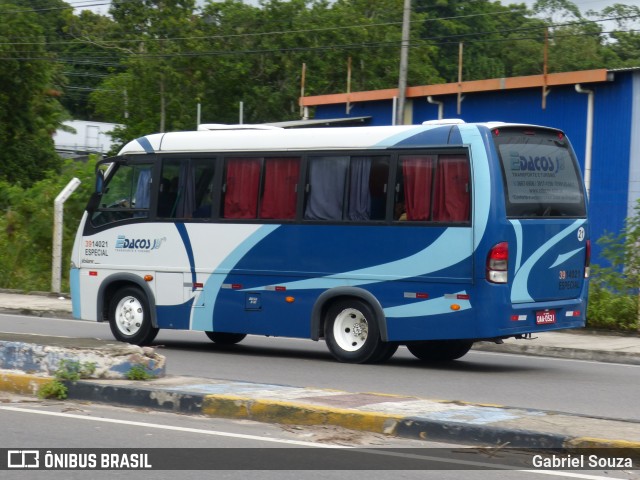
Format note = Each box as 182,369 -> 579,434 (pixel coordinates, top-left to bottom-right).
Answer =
406,340 -> 473,362
324,299 -> 389,364
108,286 -> 158,346
205,332 -> 247,345
368,342 -> 399,364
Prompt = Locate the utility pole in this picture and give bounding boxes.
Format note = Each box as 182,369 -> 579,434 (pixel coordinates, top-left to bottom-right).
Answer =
396,0 -> 411,125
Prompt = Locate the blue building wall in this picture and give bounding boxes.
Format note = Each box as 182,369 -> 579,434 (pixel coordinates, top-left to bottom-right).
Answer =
313,71 -> 637,267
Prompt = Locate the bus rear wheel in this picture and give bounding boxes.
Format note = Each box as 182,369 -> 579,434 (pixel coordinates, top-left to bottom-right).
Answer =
108,286 -> 158,346
406,340 -> 473,362
205,332 -> 247,345
324,299 -> 393,364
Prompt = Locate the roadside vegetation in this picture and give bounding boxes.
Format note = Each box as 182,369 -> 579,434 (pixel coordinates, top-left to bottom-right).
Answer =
38,359 -> 96,400
0,158 -> 96,293
587,201 -> 640,332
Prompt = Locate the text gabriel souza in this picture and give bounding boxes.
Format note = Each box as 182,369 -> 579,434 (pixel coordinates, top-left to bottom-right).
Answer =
532,454 -> 633,469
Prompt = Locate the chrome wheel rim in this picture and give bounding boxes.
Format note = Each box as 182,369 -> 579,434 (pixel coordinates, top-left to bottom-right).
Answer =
115,295 -> 144,336
333,308 -> 368,352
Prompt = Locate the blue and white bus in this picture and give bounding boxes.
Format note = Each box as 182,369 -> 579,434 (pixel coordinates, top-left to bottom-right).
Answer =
70,121 -> 590,363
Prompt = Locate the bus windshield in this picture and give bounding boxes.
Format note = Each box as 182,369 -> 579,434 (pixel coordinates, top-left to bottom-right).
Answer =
494,128 -> 586,218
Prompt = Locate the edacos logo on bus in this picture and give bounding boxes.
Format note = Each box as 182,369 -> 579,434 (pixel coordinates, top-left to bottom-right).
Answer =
509,151 -> 565,174
115,235 -> 166,252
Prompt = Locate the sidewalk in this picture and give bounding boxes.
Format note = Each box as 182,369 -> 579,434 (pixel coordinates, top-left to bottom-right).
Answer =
0,291 -> 639,452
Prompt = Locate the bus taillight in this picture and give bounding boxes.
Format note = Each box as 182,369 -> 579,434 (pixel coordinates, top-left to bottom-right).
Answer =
585,239 -> 591,278
487,242 -> 508,284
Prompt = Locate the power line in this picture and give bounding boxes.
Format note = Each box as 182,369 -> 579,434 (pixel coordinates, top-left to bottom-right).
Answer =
0,1 -> 110,14
1,8 -> 636,49
4,25 -> 637,65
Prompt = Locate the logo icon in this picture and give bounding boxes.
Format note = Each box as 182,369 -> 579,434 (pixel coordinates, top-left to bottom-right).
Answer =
8,450 -> 39,469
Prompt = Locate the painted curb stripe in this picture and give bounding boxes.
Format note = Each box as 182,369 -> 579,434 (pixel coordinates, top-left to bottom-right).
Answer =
3,375 -> 640,451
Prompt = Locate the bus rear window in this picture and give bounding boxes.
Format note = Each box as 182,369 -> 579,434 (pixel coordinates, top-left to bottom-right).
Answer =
494,128 -> 586,218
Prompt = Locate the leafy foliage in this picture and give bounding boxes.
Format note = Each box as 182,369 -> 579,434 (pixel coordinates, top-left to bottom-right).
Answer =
0,1 -> 65,185
3,0 -> 640,156
587,199 -> 640,332
126,364 -> 156,380
37,359 -> 97,400
0,159 -> 97,292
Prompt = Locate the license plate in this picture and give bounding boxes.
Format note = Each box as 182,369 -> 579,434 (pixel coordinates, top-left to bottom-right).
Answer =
536,310 -> 556,325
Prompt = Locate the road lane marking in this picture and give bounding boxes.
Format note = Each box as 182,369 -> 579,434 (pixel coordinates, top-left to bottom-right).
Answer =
0,406 -> 631,478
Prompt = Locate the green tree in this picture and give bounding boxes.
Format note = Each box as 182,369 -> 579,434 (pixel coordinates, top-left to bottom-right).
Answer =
58,10 -> 121,120
0,158 -> 96,292
533,0 -> 614,72
91,0 -> 203,142
415,0 -> 548,82
0,1 -> 65,185
588,199 -> 640,332
595,4 -> 640,69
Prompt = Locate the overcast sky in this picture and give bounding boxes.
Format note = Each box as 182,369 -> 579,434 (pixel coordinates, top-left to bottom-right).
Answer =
518,0 -> 623,13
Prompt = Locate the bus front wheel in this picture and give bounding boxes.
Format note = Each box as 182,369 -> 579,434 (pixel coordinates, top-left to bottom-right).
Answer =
108,286 -> 158,346
324,299 -> 394,364
406,340 -> 473,362
205,332 -> 247,345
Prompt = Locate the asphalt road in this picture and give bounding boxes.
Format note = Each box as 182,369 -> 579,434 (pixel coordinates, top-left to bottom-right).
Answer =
2,313 -> 640,422
1,397 -> 634,480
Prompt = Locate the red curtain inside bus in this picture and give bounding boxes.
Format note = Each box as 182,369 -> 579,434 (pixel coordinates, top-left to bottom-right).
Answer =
402,156 -> 435,221
433,155 -> 470,222
260,157 -> 300,219
224,158 -> 261,219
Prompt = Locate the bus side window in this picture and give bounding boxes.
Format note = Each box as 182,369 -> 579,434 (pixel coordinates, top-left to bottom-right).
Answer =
304,156 -> 389,222
158,159 -> 215,219
91,163 -> 152,227
222,157 -> 261,219
192,159 -> 215,218
259,157 -> 300,220
346,156 -> 389,221
304,156 -> 349,220
396,155 -> 436,221
158,169 -> 178,218
367,157 -> 389,220
432,155 -> 470,222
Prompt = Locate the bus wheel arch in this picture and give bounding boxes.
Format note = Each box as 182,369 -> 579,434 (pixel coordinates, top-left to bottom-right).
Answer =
98,274 -> 159,346
311,288 -> 388,342
312,289 -> 395,364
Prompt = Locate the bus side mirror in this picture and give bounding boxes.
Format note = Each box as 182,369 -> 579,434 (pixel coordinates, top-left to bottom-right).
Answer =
95,170 -> 105,195
87,171 -> 105,211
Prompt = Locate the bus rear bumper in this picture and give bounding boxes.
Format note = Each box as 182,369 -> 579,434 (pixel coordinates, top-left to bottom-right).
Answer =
494,298 -> 587,337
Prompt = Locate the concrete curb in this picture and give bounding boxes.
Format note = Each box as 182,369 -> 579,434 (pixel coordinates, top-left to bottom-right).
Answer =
0,371 -> 50,395
0,333 -> 166,379
0,291 -> 73,320
473,342 -> 640,365
50,376 -> 640,452
0,306 -> 73,320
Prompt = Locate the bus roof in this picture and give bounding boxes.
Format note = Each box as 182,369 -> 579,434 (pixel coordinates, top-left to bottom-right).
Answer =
117,122 -> 557,156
